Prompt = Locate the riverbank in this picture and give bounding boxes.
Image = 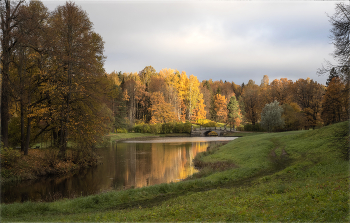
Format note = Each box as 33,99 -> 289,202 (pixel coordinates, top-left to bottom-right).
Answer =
0,147 -> 97,183
2,121 -> 348,222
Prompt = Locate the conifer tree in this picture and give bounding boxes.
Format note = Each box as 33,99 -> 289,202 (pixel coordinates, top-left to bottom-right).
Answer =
227,95 -> 242,128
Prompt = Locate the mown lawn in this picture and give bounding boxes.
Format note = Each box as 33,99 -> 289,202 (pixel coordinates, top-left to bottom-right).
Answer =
1,121 -> 348,222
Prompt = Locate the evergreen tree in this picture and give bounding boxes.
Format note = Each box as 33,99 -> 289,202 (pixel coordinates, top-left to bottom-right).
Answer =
326,68 -> 339,87
227,96 -> 242,128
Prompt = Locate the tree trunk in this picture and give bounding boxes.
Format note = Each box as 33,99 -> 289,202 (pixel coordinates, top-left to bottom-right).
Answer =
1,62 -> 10,148
24,117 -> 32,155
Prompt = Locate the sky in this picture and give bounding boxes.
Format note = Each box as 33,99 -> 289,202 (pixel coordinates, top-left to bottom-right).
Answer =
42,0 -> 346,85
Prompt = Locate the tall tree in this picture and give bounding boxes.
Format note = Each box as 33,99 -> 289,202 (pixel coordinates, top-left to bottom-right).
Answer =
241,81 -> 261,125
227,95 -> 242,128
187,74 -> 201,120
49,1 -> 106,159
293,78 -> 325,129
211,94 -> 228,123
191,98 -> 206,122
322,77 -> 347,125
149,92 -> 176,124
318,3 -> 350,91
0,0 -> 25,147
13,0 -> 50,155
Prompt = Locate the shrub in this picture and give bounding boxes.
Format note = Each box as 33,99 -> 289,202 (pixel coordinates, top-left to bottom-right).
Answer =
0,147 -> 21,168
197,119 -> 219,127
150,123 -> 162,134
244,123 -> 264,132
133,122 -> 192,134
116,128 -> 128,133
202,121 -> 219,127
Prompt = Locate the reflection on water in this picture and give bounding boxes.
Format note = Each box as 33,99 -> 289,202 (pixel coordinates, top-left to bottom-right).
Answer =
1,137 -> 236,203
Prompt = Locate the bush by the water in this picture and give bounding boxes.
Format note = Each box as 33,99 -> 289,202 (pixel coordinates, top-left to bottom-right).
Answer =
244,123 -> 264,132
0,147 -> 21,168
133,122 -> 192,134
116,128 -> 128,133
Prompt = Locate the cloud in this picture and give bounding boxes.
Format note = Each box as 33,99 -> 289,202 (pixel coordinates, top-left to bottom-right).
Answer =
42,0 -> 337,84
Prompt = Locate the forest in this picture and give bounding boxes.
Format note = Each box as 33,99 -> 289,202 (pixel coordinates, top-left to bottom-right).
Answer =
0,0 -> 349,164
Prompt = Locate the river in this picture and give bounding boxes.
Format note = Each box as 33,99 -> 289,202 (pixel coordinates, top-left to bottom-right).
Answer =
1,137 -> 237,203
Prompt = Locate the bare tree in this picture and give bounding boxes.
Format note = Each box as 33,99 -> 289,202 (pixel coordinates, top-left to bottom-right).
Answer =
318,3 -> 350,84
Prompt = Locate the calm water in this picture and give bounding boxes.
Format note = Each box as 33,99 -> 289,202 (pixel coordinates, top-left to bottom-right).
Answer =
1,137 -> 236,203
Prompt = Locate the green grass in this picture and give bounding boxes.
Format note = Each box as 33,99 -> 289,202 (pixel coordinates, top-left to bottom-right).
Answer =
1,121 -> 349,222
223,131 -> 266,137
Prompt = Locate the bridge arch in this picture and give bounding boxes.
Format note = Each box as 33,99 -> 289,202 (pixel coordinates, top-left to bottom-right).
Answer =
203,130 -> 220,136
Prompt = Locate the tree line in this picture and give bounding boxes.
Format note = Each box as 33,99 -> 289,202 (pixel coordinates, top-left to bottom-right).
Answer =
107,69 -> 348,132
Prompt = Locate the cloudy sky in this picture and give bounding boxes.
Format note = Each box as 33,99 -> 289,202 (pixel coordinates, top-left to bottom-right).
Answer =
43,0 -> 344,85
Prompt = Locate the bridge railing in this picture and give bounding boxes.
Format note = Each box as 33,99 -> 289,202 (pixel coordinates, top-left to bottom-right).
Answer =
192,126 -> 235,131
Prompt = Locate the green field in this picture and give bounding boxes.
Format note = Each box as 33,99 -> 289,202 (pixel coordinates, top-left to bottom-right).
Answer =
1,121 -> 348,222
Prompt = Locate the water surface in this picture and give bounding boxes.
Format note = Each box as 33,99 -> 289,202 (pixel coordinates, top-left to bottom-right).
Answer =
1,137 -> 236,203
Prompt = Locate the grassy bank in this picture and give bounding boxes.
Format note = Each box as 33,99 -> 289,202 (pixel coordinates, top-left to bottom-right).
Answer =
1,121 -> 349,222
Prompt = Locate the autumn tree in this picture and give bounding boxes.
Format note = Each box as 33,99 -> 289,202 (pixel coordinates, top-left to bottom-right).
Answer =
161,68 -> 182,120
241,80 -> 261,125
322,77 -> 348,125
200,82 -> 212,119
270,78 -> 293,105
293,78 -> 325,129
139,65 -> 157,89
149,92 -> 176,124
186,74 -> 201,120
259,75 -> 271,109
47,1 -> 108,159
191,98 -> 206,122
260,100 -> 284,132
211,94 -> 228,123
282,103 -> 304,131
0,0 -> 25,147
10,0 -> 50,155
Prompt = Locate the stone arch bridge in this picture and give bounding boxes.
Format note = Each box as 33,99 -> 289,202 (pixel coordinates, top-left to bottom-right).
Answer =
191,126 -> 236,137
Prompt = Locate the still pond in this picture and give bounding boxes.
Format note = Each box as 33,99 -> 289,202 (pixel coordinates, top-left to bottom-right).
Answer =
1,137 -> 237,203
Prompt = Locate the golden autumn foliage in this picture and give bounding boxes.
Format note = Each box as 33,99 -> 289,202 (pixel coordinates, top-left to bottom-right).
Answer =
322,77 -> 349,125
150,92 -> 177,124
212,94 -> 228,123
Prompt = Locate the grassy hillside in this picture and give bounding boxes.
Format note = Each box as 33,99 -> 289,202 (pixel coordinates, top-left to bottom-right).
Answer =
1,121 -> 349,222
